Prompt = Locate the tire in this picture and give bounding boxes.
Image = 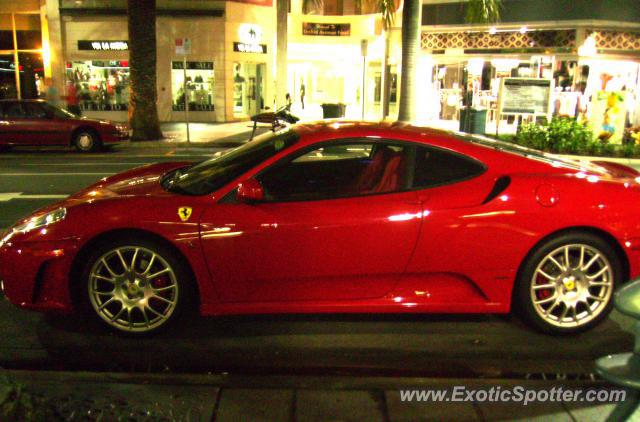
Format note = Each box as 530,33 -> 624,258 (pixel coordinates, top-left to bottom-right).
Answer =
80,237 -> 196,335
73,129 -> 102,152
514,232 -> 621,335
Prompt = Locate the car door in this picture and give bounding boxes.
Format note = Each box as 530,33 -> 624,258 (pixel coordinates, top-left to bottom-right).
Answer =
199,140 -> 423,303
21,102 -> 68,145
0,101 -> 29,144
403,144 -> 511,305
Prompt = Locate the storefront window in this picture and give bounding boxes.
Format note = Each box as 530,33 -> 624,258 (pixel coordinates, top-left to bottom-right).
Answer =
0,13 -> 43,100
233,62 -> 265,117
171,61 -> 214,111
18,52 -> 44,99
66,60 -> 130,111
374,73 -> 397,104
0,55 -> 17,99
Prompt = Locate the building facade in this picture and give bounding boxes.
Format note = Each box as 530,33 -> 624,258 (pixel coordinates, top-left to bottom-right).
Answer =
1,0 -> 639,131
419,0 -> 640,136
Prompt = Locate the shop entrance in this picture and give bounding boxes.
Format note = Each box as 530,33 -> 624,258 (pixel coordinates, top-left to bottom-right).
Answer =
233,62 -> 265,118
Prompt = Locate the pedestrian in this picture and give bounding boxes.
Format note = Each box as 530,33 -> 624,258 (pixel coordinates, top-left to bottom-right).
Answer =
285,93 -> 292,111
42,78 -> 60,107
300,82 -> 305,110
66,81 -> 81,116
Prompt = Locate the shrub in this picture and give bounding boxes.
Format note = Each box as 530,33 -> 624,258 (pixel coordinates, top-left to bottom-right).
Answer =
514,117 -> 600,155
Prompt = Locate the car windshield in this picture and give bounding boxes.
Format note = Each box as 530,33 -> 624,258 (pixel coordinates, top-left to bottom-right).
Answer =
41,102 -> 77,118
162,129 -> 300,195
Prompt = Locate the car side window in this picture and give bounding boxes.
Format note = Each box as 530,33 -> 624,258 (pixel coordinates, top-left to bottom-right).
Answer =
412,145 -> 486,189
22,102 -> 49,119
258,142 -> 408,202
2,102 -> 24,118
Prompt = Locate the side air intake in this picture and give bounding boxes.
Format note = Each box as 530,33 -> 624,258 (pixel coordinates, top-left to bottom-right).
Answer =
482,176 -> 511,204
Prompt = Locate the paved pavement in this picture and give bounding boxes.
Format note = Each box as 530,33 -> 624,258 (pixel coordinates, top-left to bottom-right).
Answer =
2,369 -> 637,421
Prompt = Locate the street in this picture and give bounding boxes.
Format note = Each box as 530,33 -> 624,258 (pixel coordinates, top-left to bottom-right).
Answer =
0,145 -> 636,378
0,146 -> 223,229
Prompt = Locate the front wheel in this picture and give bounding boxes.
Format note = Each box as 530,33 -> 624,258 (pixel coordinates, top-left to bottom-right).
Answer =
74,129 -> 101,152
81,239 -> 193,335
514,232 -> 621,334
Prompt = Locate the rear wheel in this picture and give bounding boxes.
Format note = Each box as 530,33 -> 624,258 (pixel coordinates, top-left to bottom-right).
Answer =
74,129 -> 101,152
515,232 -> 620,334
81,238 -> 194,335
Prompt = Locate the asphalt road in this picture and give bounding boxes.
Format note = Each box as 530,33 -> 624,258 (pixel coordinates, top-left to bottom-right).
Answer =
0,145 -> 220,229
0,145 -> 636,378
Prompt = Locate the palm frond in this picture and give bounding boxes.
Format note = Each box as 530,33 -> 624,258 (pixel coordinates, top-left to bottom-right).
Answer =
353,0 -> 395,30
465,0 -> 502,24
302,0 -> 323,14
378,0 -> 396,30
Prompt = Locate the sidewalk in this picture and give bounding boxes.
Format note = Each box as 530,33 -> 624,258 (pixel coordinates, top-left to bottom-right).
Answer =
2,370 -> 634,421
122,121 -> 269,149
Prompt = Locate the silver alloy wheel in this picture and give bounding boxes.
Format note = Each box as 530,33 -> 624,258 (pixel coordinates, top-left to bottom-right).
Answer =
88,246 -> 179,333
77,133 -> 94,150
530,243 -> 613,328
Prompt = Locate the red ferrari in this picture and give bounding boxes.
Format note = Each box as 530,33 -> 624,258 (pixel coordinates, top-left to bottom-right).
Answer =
1,122 -> 638,335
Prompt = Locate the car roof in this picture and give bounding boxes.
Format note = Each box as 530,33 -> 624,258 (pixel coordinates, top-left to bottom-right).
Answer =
292,120 -> 456,144
0,99 -> 47,103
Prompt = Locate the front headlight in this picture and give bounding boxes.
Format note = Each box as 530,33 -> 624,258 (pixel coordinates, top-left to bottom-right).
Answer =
12,207 -> 67,234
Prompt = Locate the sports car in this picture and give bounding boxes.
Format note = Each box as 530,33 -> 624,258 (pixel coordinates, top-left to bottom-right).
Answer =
1,121 -> 639,335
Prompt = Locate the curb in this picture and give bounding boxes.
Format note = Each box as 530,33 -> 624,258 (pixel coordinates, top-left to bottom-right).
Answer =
559,155 -> 640,166
121,128 -> 271,149
119,140 -> 245,149
1,369 -> 607,390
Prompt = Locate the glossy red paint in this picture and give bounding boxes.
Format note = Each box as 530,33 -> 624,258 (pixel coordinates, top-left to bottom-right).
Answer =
2,121 -> 640,319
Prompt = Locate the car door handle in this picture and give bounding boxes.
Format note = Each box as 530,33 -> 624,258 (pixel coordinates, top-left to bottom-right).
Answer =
0,121 -> 9,125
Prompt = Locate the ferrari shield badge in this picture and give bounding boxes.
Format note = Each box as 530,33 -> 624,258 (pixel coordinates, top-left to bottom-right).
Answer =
178,206 -> 193,222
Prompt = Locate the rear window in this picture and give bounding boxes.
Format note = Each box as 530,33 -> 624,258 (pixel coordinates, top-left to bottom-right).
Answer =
413,145 -> 486,189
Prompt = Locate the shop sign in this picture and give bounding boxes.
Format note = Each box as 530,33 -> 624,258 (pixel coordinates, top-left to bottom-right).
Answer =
302,22 -> 350,36
498,78 -> 553,116
233,42 -> 267,54
171,61 -> 214,70
78,40 -> 129,51
238,24 -> 263,44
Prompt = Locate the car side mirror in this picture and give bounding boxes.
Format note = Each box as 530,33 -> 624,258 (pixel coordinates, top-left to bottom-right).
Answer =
237,179 -> 264,203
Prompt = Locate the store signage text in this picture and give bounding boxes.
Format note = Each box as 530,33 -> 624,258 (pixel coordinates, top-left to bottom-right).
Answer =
78,40 -> 129,51
233,42 -> 267,54
302,22 -> 350,36
171,61 -> 213,70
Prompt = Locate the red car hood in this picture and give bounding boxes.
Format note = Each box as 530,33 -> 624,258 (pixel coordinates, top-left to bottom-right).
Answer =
69,161 -> 190,200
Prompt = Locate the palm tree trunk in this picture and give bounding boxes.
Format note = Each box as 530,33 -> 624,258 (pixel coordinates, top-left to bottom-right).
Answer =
127,0 -> 162,141
397,0 -> 422,122
275,0 -> 288,109
381,29 -> 391,119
